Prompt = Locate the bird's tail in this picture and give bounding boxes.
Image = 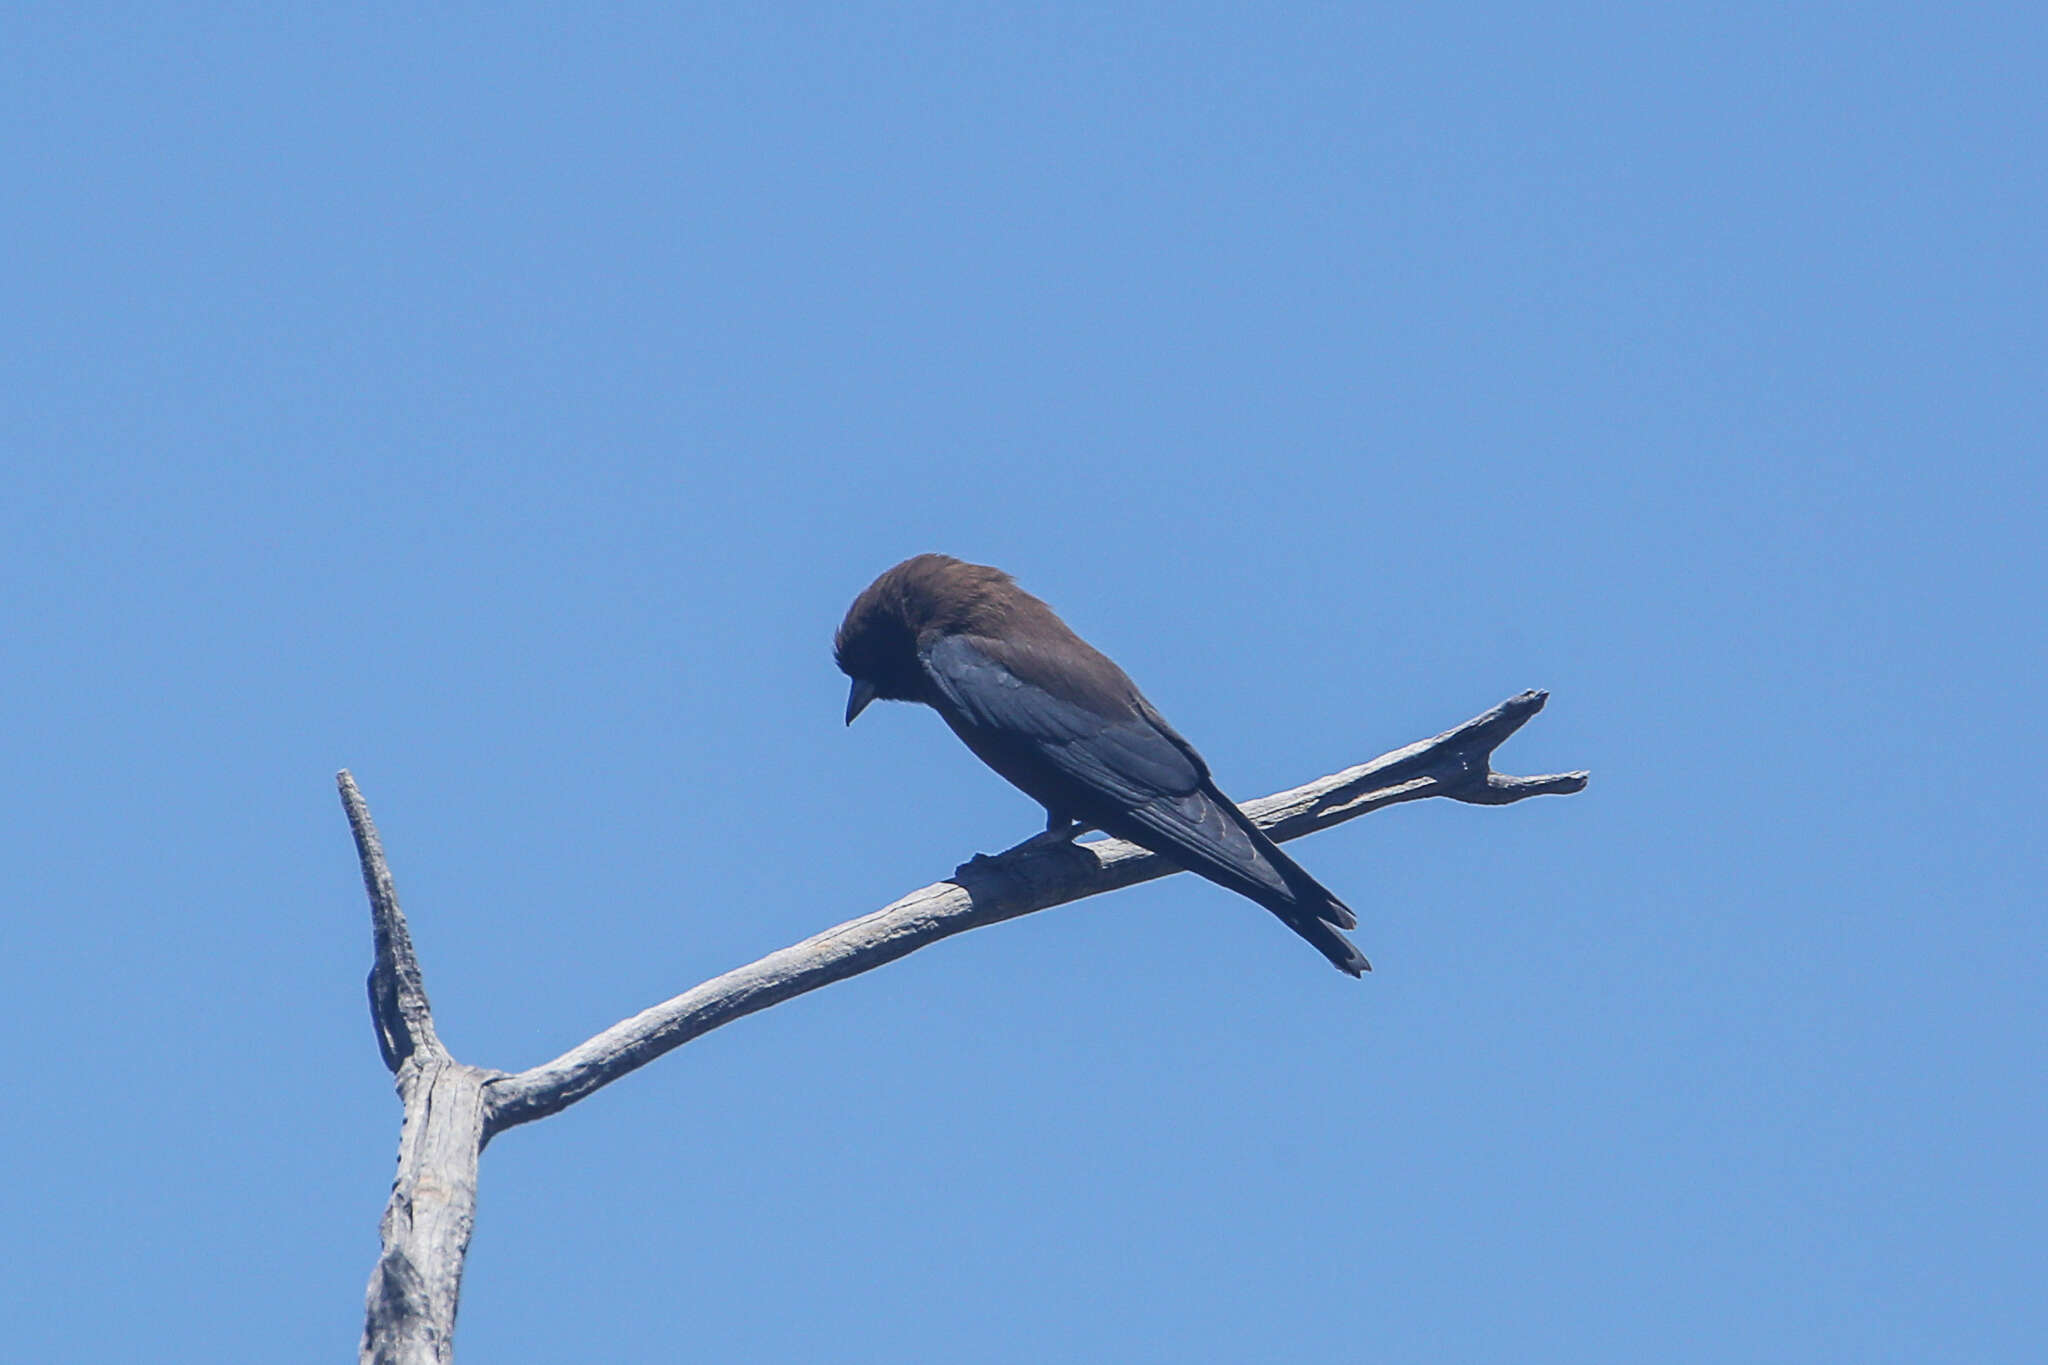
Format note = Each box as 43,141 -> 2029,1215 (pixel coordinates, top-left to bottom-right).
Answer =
1271,892 -> 1372,977
1256,837 -> 1371,977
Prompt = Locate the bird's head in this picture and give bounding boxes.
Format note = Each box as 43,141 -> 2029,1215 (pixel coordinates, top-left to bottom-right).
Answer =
835,553 -> 1019,723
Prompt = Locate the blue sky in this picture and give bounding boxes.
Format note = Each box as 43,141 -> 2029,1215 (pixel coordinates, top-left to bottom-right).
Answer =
3,5 -> 2041,1361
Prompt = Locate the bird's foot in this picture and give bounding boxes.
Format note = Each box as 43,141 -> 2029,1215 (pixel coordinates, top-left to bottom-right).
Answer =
952,822 -> 1087,878
1010,821 -> 1086,857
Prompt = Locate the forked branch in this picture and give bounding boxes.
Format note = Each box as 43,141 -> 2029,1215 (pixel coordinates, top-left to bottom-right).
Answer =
345,690 -> 1585,1364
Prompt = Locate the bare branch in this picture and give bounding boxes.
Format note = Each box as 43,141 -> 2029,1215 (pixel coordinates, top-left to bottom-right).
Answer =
1245,689 -> 1589,830
345,691 -> 1583,1360
483,690 -> 1585,1134
343,775 -> 497,1364
341,770 -> 448,1070
360,1059 -> 491,1365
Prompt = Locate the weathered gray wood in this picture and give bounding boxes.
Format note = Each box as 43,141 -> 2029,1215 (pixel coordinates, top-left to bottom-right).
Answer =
344,776 -> 500,1365
343,690 -> 1586,1361
342,772 -> 445,1071
481,689 -> 1586,1133
360,1058 -> 492,1365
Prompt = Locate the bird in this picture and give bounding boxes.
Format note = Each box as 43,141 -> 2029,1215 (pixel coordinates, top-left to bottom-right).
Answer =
834,553 -> 1369,976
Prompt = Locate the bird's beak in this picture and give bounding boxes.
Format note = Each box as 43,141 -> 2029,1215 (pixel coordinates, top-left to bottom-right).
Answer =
844,678 -> 878,726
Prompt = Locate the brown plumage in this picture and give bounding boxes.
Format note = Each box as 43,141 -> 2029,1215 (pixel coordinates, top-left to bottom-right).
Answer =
835,553 -> 1369,976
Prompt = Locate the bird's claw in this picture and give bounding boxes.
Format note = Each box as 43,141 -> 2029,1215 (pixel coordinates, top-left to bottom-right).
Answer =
953,824 -> 1083,878
1024,821 -> 1085,851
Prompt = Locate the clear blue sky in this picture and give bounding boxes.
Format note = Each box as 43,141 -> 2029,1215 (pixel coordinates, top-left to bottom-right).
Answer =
4,5 -> 2041,1361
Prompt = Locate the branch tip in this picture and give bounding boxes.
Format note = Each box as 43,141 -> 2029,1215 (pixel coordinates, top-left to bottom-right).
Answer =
340,771 -> 446,1070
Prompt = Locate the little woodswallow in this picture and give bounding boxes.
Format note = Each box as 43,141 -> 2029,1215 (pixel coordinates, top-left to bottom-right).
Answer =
835,553 -> 1368,976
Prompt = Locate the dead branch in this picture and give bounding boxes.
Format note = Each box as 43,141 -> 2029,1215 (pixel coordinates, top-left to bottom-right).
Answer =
346,690 -> 1586,1363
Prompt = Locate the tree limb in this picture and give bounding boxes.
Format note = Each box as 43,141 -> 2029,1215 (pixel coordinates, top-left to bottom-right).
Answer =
342,771 -> 447,1071
342,774 -> 496,1365
481,689 -> 1586,1133
346,690 -> 1584,1361
359,1058 -> 490,1365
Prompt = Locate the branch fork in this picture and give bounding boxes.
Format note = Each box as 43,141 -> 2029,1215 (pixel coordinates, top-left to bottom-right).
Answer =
344,691 -> 1586,1363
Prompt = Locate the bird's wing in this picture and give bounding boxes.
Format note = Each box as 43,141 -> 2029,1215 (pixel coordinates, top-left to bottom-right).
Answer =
920,633 -> 1291,900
